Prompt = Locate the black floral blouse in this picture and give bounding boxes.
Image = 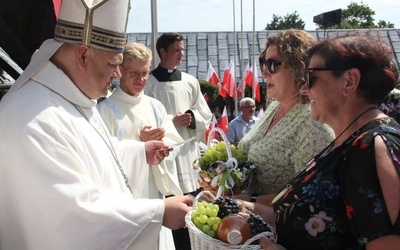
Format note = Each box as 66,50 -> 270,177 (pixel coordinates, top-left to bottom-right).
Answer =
272,117 -> 400,250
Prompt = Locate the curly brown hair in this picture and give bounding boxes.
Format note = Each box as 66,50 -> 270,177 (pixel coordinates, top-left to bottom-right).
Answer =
264,29 -> 317,104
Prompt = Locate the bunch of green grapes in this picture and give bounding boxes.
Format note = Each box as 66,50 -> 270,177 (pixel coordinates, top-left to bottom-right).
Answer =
198,141 -> 247,170
191,201 -> 222,238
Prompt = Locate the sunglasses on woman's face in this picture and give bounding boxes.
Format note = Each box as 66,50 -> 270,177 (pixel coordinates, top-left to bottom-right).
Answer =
259,58 -> 282,74
306,68 -> 350,89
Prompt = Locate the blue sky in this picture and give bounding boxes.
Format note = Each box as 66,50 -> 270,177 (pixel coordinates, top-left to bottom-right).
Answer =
127,0 -> 400,33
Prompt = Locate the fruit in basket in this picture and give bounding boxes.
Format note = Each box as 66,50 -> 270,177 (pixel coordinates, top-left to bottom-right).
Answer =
199,141 -> 247,170
190,194 -> 275,245
216,214 -> 252,245
196,141 -> 256,197
191,201 -> 222,238
247,212 -> 273,236
213,197 -> 240,218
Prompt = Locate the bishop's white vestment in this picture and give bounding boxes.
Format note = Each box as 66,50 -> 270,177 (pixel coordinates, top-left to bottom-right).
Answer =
0,40 -> 165,250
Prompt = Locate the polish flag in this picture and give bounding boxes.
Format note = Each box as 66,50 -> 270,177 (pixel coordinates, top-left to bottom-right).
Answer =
205,115 -> 218,144
219,106 -> 228,134
237,62 -> 250,97
207,61 -> 220,85
217,82 -> 227,98
207,61 -> 226,97
245,63 -> 261,102
244,64 -> 253,87
252,64 -> 261,102
222,58 -> 236,98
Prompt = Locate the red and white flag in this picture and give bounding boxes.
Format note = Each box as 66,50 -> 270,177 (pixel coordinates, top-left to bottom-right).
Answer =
252,63 -> 261,102
237,62 -> 250,97
217,82 -> 227,98
244,63 -> 261,102
219,106 -> 228,134
205,115 -> 218,144
207,61 -> 226,97
222,58 -> 236,98
244,64 -> 253,88
207,61 -> 220,85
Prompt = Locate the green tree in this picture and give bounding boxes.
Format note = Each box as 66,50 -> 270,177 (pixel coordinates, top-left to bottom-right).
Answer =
376,20 -> 394,28
265,11 -> 305,30
319,1 -> 395,29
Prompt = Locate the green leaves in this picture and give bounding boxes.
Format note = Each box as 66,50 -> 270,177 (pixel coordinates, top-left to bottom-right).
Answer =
265,11 -> 305,30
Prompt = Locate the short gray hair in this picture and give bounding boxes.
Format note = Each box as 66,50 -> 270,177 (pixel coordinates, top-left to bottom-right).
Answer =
239,97 -> 255,107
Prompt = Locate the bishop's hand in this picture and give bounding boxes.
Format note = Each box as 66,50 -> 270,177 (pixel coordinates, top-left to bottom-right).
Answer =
144,140 -> 172,165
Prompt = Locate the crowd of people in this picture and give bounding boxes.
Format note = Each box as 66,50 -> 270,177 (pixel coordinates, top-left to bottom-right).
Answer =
379,94 -> 400,122
0,0 -> 398,249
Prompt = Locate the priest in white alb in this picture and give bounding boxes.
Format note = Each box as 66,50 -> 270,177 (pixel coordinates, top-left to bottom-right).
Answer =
98,42 -> 185,249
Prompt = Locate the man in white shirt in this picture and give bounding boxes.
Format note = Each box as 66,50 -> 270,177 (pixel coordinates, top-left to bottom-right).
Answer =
98,42 -> 184,249
227,97 -> 259,146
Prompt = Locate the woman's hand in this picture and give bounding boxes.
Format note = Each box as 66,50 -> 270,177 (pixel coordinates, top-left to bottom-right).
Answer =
235,198 -> 276,228
235,199 -> 254,214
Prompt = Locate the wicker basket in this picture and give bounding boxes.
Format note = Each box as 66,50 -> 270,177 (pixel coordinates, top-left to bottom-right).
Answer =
197,128 -> 253,197
198,170 -> 251,197
185,191 -> 277,250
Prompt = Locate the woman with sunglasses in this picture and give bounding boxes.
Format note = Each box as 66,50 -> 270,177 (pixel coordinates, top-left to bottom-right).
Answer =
243,34 -> 400,250
237,29 -> 334,205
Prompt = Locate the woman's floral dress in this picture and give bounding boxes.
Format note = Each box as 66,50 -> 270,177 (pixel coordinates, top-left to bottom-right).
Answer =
238,101 -> 334,195
272,117 -> 400,249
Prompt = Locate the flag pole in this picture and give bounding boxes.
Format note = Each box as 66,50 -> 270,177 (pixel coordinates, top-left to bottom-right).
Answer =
240,0 -> 244,99
150,0 -> 159,69
233,0 -> 238,117
252,0 -> 256,102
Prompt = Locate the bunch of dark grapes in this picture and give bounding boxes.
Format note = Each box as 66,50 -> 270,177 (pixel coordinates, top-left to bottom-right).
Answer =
213,197 -> 240,218
247,213 -> 271,236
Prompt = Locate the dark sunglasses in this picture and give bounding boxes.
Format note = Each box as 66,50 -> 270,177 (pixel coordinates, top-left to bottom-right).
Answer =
306,67 -> 349,89
259,58 -> 282,74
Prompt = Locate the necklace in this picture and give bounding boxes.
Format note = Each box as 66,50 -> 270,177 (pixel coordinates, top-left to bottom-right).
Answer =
74,105 -> 132,193
328,106 -> 377,149
270,106 -> 377,206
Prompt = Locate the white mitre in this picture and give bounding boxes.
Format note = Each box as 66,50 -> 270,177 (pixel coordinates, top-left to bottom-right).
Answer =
4,0 -> 131,99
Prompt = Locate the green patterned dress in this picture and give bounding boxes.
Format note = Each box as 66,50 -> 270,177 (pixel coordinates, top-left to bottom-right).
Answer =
238,100 -> 334,195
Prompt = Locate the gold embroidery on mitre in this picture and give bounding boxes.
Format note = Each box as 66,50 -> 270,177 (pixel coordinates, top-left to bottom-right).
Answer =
54,0 -> 127,52
55,20 -> 126,52
55,19 -> 84,43
90,27 -> 127,51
